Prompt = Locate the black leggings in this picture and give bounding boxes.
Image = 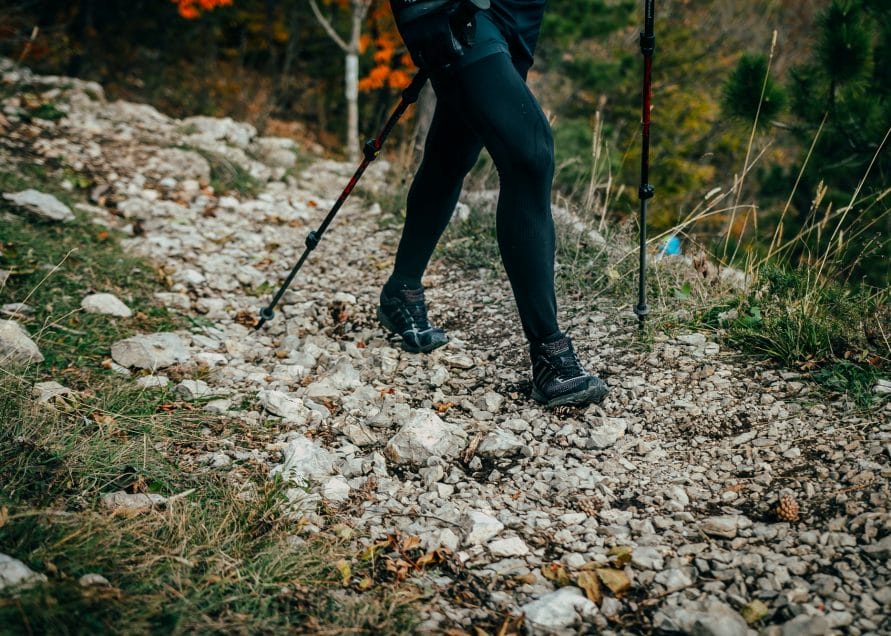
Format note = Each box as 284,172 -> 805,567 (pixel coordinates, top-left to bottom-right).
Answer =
390,52 -> 560,344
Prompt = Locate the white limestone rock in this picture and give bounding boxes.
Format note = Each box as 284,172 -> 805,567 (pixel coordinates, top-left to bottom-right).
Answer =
259,389 -> 307,422
270,435 -> 335,486
101,491 -> 167,512
3,189 -> 74,222
81,293 -> 132,318
384,409 -> 467,465
111,333 -> 190,371
0,554 -> 47,592
521,587 -> 599,633
0,319 -> 43,364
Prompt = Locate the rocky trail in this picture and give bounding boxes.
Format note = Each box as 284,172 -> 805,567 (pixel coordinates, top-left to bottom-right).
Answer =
1,60 -> 890,634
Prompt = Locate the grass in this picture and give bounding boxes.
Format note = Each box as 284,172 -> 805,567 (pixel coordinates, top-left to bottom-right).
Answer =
0,373 -> 421,635
702,264 -> 888,406
0,160 -> 422,634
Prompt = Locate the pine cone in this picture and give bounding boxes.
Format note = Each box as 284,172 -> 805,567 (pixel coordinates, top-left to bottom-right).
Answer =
776,495 -> 800,522
575,495 -> 603,516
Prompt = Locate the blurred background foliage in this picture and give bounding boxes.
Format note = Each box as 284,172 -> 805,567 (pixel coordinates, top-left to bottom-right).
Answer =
0,0 -> 887,286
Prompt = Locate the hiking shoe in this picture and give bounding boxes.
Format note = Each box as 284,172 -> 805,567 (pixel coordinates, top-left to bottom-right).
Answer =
377,286 -> 449,353
530,335 -> 608,407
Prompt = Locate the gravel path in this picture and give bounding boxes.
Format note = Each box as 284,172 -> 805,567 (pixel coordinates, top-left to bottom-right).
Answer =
3,59 -> 890,635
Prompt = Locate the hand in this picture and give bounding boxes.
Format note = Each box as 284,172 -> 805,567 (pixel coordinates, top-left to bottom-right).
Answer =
390,0 -> 490,70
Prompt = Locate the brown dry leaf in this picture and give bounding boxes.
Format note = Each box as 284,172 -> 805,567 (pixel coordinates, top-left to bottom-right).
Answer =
576,570 -> 602,604
540,563 -> 572,587
443,630 -> 471,636
608,546 -> 633,567
514,572 -> 536,585
357,576 -> 374,590
496,614 -> 524,636
0,506 -> 7,529
96,230 -> 110,241
335,559 -> 351,586
235,310 -> 259,328
400,534 -> 422,552
472,628 -> 488,636
93,413 -> 117,427
435,401 -> 457,414
596,568 -> 631,596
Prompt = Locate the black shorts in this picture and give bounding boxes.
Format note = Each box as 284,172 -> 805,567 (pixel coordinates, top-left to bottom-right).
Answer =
456,1 -> 545,76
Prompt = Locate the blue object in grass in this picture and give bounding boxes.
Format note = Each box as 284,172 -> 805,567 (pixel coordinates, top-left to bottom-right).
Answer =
659,235 -> 682,257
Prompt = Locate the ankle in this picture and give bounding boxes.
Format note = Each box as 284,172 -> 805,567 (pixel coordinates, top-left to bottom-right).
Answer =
384,275 -> 422,296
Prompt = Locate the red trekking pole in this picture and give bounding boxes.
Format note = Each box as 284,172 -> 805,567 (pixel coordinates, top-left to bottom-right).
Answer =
634,0 -> 655,327
255,71 -> 428,330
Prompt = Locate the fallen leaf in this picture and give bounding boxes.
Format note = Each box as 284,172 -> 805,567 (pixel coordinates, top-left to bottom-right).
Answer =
96,230 -> 110,241
608,546 -> 633,567
0,506 -> 7,529
93,413 -> 116,427
596,568 -> 631,596
576,570 -> 602,604
435,401 -> 457,414
541,563 -> 572,587
335,559 -> 351,586
357,576 -> 373,590
235,310 -> 259,328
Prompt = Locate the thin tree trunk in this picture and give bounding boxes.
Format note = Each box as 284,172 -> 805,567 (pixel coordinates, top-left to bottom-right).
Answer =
308,0 -> 370,160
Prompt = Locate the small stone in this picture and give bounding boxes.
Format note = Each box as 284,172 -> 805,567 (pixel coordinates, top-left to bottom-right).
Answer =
4,189 -> 74,222
270,436 -> 335,485
259,390 -> 306,422
462,510 -> 504,545
110,333 -> 190,370
654,567 -> 694,592
676,333 -> 707,346
777,615 -> 830,636
0,554 -> 47,592
521,587 -> 599,631
488,536 -> 529,557
691,601 -> 749,636
586,417 -> 627,449
631,546 -> 664,570
100,491 -> 167,512
322,476 -> 351,503
703,515 -> 743,539
384,409 -> 467,465
0,319 -> 44,364
478,429 -> 525,458
175,379 -> 211,400
863,534 -> 891,560
203,399 -> 231,413
81,293 -> 132,318
31,381 -> 71,403
342,423 -> 377,447
79,573 -> 111,587
443,353 -> 474,369
135,375 -> 169,389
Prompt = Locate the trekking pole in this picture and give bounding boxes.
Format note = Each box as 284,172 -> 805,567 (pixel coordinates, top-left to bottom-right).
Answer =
255,70 -> 429,330
634,0 -> 655,328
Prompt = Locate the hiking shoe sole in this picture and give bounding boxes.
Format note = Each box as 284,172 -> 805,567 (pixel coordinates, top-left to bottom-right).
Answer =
531,379 -> 609,408
377,306 -> 449,354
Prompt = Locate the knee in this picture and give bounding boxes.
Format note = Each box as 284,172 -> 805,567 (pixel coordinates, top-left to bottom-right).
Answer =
498,125 -> 554,182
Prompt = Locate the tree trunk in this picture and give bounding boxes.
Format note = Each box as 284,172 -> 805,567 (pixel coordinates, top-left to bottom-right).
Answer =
345,51 -> 359,161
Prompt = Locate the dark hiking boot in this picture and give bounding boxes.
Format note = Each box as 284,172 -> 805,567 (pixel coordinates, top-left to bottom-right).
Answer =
530,335 -> 608,407
377,286 -> 449,353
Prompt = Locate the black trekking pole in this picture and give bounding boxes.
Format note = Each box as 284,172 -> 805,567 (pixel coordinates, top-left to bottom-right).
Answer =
255,70 -> 429,330
634,0 -> 655,328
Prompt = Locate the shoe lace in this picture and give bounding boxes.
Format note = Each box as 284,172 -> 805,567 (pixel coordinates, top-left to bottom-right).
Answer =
536,340 -> 587,383
398,289 -> 433,331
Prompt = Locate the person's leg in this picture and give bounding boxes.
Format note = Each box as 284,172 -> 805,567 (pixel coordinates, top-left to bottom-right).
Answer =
436,53 -> 608,406
378,99 -> 482,353
435,52 -> 558,343
387,101 -> 483,289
